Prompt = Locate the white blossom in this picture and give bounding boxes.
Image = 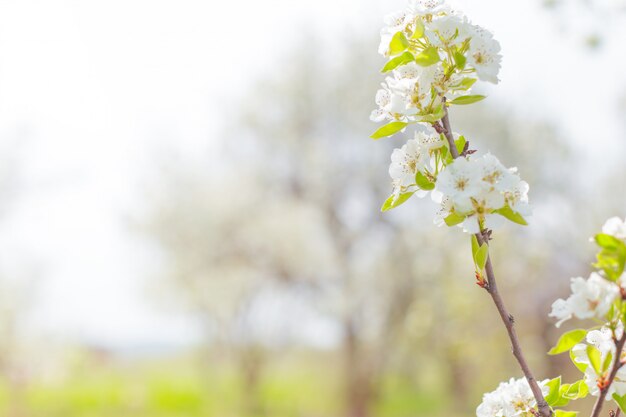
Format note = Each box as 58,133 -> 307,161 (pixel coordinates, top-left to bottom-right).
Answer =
467,26 -> 502,84
571,334 -> 626,399
434,153 -> 530,233
476,377 -> 549,417
602,216 -> 626,240
549,273 -> 620,327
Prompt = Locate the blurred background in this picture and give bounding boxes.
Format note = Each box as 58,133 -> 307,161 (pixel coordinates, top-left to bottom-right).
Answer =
0,0 -> 624,416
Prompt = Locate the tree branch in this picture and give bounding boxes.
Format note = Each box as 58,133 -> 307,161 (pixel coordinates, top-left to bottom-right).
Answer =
590,334 -> 626,417
440,100 -> 552,417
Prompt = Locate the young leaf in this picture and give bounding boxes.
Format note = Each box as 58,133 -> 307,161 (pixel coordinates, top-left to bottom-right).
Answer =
449,95 -> 486,105
494,206 -> 528,225
389,31 -> 409,55
412,18 -> 425,39
370,121 -> 408,139
471,235 -> 479,259
544,376 -> 562,406
454,77 -> 477,91
415,171 -> 435,190
382,51 -> 415,72
453,50 -> 466,70
562,380 -> 588,400
455,135 -> 466,155
474,244 -> 489,270
444,212 -> 465,227
381,192 -> 415,212
555,410 -> 578,417
570,348 -> 588,373
415,47 -> 440,66
418,105 -> 444,123
595,234 -> 624,250
548,329 -> 587,355
613,393 -> 626,413
587,345 -> 603,374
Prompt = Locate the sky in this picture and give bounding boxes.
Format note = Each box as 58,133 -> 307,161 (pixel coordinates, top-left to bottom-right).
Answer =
0,0 -> 623,351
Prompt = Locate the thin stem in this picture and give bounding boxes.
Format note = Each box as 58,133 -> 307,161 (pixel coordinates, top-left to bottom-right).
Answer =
441,101 -> 552,417
589,334 -> 626,417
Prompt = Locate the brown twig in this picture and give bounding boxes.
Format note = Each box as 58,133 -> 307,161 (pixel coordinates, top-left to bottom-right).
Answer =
589,334 -> 626,417
441,100 -> 552,417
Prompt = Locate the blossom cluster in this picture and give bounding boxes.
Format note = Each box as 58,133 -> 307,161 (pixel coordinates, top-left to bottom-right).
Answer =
549,216 -> 626,327
385,128 -> 530,234
476,377 -> 549,417
371,0 -> 502,126
571,323 -> 626,399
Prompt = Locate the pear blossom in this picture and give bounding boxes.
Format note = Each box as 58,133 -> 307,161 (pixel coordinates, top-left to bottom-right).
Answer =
434,154 -> 530,233
571,336 -> 626,399
467,28 -> 502,84
388,130 -> 445,202
602,216 -> 626,240
549,273 -> 620,327
476,377 -> 549,417
408,0 -> 449,15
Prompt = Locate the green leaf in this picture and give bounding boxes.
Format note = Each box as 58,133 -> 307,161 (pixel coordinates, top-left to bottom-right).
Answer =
412,18 -> 425,39
455,135 -> 466,155
561,380 -> 588,401
444,212 -> 465,227
414,47 -> 440,67
389,32 -> 409,56
454,77 -> 477,91
382,51 -> 415,73
418,105 -> 444,123
548,329 -> 587,355
453,51 -> 466,69
613,393 -> 626,413
595,234 -> 624,250
449,95 -> 486,105
587,345 -> 603,374
415,171 -> 435,190
545,376 -> 562,406
570,348 -> 588,373
493,206 -> 528,226
555,410 -> 578,417
381,192 -> 415,212
471,235 -> 479,260
474,244 -> 489,270
370,121 -> 408,139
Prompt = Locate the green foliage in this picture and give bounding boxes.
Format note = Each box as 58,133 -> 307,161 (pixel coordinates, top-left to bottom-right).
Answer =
444,212 -> 465,226
613,393 -> 626,413
493,206 -> 528,225
389,32 -> 409,56
474,243 -> 489,271
412,19 -> 425,39
594,233 -> 626,281
381,192 -> 415,212
544,376 -> 562,406
453,51 -> 466,70
570,349 -> 587,373
449,95 -> 486,105
545,376 -> 588,408
455,135 -> 466,155
586,345 -> 603,374
548,329 -> 587,355
415,171 -> 435,190
370,121 -> 408,139
382,51 -> 415,72
418,105 -> 445,123
554,410 -> 578,417
414,47 -> 440,67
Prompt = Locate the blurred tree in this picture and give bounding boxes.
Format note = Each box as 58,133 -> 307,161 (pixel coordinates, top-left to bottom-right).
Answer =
142,32 -> 618,417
